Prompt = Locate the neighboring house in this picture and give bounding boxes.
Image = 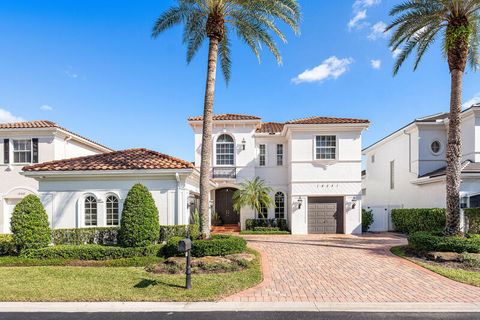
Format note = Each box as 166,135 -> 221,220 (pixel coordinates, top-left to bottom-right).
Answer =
362,105 -> 480,232
0,120 -> 112,233
22,149 -> 202,230
188,114 -> 370,235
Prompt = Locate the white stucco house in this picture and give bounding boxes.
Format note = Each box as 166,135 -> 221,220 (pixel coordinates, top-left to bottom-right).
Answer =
188,114 -> 370,235
362,105 -> 480,232
0,120 -> 112,233
22,148 -> 202,230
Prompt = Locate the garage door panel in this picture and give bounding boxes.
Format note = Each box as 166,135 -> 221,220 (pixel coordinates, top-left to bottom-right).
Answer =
308,197 -> 344,234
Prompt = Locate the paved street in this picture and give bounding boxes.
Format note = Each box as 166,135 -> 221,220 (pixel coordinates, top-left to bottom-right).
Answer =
226,233 -> 480,302
0,313 -> 479,320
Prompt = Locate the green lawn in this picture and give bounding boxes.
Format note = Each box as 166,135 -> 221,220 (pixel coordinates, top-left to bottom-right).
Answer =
0,250 -> 262,301
391,245 -> 480,287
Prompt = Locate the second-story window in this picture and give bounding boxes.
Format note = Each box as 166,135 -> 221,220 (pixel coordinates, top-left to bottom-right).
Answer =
276,144 -> 283,166
315,135 -> 336,160
13,139 -> 32,164
259,144 -> 266,166
216,134 -> 234,165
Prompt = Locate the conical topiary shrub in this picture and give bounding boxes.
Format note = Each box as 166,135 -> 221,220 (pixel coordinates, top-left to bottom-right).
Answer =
118,183 -> 160,247
11,195 -> 51,251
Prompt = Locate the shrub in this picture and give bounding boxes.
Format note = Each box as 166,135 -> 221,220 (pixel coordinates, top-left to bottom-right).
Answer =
391,208 -> 445,234
162,236 -> 183,257
159,225 -> 200,242
362,209 -> 374,232
163,235 -> 247,257
11,195 -> 51,251
253,227 -> 280,232
20,244 -> 163,260
408,231 -> 480,253
245,218 -> 288,231
465,208 -> 480,234
118,184 -> 160,247
52,227 -> 119,245
0,234 -> 15,256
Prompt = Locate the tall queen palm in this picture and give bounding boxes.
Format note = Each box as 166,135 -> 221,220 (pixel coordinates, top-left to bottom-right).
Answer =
152,0 -> 300,238
387,0 -> 480,236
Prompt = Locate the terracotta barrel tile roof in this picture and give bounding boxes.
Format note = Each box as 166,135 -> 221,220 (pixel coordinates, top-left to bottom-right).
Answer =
286,116 -> 370,125
188,114 -> 261,121
256,122 -> 285,133
0,120 -> 58,129
23,148 -> 194,172
0,120 -> 112,151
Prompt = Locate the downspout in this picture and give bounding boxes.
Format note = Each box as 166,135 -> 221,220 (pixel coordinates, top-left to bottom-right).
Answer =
175,173 -> 181,225
64,135 -> 72,158
403,130 -> 412,173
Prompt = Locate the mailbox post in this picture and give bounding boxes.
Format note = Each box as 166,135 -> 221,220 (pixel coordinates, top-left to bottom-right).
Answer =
177,238 -> 192,289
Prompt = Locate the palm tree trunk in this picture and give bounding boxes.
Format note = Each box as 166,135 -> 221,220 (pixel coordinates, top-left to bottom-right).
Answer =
199,37 -> 219,239
445,68 -> 463,236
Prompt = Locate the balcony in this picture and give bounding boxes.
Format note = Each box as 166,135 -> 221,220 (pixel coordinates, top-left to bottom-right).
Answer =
212,167 -> 236,179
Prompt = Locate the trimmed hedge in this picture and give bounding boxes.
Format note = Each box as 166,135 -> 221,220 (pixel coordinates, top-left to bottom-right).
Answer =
245,218 -> 288,231
0,234 -> 15,256
52,228 -> 119,245
408,231 -> 480,253
119,184 -> 160,247
362,209 -> 374,232
20,244 -> 163,260
465,208 -> 480,234
391,208 -> 445,234
240,230 -> 290,235
163,235 -> 247,257
159,225 -> 200,242
11,195 -> 51,251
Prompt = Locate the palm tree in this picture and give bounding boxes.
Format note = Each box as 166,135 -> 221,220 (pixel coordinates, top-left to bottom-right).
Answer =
152,0 -> 300,238
233,177 -> 274,218
387,0 -> 480,236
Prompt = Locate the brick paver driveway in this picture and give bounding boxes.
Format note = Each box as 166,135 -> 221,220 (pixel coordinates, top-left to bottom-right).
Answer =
224,233 -> 480,303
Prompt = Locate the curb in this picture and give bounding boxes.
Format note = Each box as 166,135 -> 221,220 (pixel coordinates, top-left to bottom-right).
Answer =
0,302 -> 479,313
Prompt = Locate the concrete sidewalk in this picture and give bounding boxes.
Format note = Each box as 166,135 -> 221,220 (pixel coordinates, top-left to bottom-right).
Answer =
0,302 -> 479,313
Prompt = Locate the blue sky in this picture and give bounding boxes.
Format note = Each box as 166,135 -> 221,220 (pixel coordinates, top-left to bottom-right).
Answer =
0,0 -> 479,161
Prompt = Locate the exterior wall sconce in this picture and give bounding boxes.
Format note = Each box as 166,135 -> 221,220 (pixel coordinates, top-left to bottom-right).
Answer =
351,196 -> 357,209
297,197 -> 303,209
209,200 -> 214,209
241,138 -> 246,150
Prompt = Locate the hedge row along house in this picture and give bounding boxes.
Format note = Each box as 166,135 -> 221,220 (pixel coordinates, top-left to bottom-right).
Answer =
1,113 -> 370,235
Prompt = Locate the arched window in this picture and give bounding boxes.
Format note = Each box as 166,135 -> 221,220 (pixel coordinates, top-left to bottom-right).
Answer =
84,196 -> 97,226
275,192 -> 285,219
216,134 -> 235,165
106,195 -> 119,226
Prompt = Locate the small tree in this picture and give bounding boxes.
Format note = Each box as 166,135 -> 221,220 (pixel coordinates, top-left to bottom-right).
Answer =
11,195 -> 51,251
118,184 -> 160,247
233,177 -> 274,218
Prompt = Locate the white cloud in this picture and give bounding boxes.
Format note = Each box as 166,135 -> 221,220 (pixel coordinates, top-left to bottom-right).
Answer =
463,93 -> 480,109
0,108 -> 24,123
370,59 -> 381,69
65,70 -> 78,79
348,10 -> 367,30
353,0 -> 381,10
292,56 -> 354,84
391,47 -> 402,59
368,21 -> 389,40
40,105 -> 53,111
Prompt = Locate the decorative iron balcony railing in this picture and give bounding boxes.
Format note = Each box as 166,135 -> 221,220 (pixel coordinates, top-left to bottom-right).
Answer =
212,167 -> 236,179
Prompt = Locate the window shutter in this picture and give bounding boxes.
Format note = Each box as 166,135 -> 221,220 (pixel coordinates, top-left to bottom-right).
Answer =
3,139 -> 9,164
32,138 -> 39,163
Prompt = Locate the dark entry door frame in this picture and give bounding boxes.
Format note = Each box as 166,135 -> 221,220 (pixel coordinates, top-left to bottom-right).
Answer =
214,188 -> 239,225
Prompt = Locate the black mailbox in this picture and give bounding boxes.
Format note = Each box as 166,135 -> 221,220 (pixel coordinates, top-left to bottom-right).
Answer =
177,238 -> 192,252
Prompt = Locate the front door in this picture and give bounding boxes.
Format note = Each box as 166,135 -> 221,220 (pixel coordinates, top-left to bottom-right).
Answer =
215,188 -> 239,225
